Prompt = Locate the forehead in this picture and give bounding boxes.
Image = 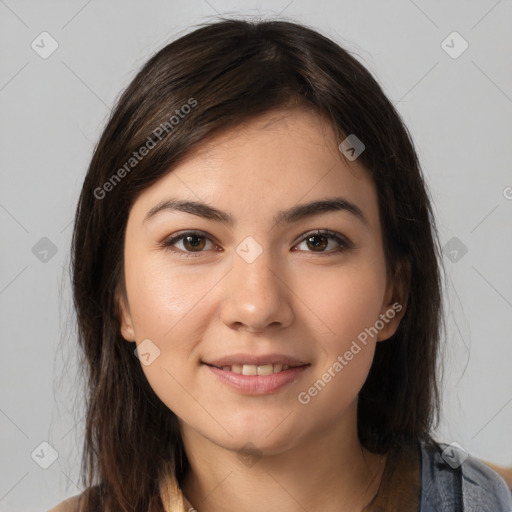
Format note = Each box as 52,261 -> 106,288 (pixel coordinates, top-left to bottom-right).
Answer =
129,108 -> 379,230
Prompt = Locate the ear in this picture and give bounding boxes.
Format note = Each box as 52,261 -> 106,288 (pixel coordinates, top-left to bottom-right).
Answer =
377,260 -> 410,342
115,286 -> 136,342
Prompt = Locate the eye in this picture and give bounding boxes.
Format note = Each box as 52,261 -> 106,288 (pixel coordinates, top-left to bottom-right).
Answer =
160,230 -> 219,257
160,229 -> 351,258
293,230 -> 351,255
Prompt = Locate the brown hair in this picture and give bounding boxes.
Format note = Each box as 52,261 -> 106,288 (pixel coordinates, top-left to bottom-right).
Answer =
70,17 -> 445,511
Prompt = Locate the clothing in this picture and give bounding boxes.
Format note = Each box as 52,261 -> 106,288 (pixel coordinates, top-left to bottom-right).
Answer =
419,440 -> 512,511
47,439 -> 512,511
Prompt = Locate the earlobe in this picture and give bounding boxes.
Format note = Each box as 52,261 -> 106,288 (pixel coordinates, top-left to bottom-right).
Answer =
115,288 -> 136,342
376,299 -> 406,342
377,262 -> 409,342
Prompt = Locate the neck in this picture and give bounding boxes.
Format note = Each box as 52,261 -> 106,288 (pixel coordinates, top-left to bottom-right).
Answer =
179,402 -> 387,512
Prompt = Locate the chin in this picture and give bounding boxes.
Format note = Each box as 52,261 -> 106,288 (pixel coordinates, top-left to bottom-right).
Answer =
209,413 -> 308,456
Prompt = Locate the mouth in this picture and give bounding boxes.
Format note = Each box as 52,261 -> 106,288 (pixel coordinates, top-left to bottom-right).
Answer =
202,358 -> 311,395
203,362 -> 307,375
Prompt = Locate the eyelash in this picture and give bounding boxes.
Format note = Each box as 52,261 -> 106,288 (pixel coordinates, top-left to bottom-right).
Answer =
159,229 -> 351,258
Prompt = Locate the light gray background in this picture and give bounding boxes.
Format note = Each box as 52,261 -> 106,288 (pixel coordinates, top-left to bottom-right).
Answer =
1,1 -> 511,510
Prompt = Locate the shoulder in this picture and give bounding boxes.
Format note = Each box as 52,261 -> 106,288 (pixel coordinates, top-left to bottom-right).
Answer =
483,461 -> 512,489
47,494 -> 81,512
419,439 -> 512,512
47,483 -> 105,511
458,451 -> 512,511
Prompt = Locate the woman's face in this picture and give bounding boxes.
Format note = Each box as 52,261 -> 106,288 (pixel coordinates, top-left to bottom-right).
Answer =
118,107 -> 404,455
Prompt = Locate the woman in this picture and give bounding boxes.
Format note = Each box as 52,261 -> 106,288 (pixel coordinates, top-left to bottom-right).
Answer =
50,18 -> 512,511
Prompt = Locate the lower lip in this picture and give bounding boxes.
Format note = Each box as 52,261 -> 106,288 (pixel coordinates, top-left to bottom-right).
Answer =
204,364 -> 310,395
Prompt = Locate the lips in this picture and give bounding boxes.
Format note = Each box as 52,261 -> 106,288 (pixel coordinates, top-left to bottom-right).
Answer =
202,353 -> 311,394
204,364 -> 310,395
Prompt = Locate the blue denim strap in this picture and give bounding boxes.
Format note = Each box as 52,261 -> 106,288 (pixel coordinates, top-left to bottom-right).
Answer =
419,440 -> 463,511
419,440 -> 512,512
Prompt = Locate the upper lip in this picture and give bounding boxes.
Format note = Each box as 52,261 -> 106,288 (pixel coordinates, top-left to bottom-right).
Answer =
203,354 -> 310,367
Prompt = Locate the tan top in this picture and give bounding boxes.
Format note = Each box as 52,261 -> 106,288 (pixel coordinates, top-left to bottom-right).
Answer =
47,458 -> 512,511
47,469 -> 188,512
47,494 -> 81,512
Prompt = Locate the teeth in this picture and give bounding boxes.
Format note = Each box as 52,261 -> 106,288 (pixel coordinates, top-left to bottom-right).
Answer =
257,364 -> 274,376
273,363 -> 283,373
242,364 -> 258,375
216,363 -> 296,375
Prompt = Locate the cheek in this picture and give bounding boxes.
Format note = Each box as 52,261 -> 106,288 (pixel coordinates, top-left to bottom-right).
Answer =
292,257 -> 386,407
123,250 -> 224,415
124,250 -> 217,340
139,351 -> 198,421
295,343 -> 375,428
294,270 -> 383,417
124,268 -> 209,418
298,257 -> 387,347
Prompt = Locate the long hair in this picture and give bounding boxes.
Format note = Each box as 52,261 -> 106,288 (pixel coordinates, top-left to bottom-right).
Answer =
70,17 -> 445,511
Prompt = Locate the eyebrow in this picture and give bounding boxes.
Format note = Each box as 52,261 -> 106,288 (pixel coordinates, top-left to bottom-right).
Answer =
143,196 -> 368,227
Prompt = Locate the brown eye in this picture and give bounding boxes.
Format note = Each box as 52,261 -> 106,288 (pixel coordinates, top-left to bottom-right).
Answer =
181,235 -> 206,251
161,231 -> 218,256
294,230 -> 350,255
304,235 -> 329,251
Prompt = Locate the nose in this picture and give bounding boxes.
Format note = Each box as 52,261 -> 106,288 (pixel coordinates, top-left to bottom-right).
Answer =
219,246 -> 294,333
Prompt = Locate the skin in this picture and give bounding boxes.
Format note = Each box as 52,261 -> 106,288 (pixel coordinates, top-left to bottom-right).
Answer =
117,107 -> 408,512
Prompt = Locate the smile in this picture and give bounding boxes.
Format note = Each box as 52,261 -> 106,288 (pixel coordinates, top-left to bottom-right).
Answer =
207,363 -> 302,375
203,362 -> 311,395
